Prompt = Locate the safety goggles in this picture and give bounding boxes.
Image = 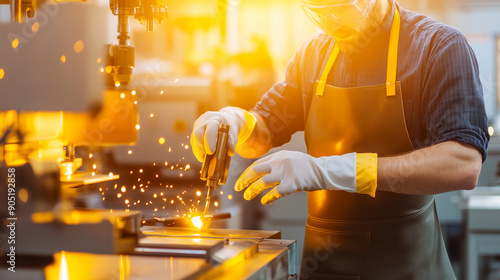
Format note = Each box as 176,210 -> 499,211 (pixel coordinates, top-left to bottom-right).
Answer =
301,0 -> 376,26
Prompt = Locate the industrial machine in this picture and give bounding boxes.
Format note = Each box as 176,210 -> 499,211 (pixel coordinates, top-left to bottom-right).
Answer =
0,0 -> 297,279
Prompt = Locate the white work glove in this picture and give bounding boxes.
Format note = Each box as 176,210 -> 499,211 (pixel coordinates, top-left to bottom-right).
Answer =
190,106 -> 257,162
235,150 -> 377,204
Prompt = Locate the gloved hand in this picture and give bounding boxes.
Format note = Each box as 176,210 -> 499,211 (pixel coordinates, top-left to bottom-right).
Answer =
190,107 -> 257,162
235,150 -> 377,204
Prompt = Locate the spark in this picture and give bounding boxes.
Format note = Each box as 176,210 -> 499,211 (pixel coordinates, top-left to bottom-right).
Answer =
220,191 -> 223,195
184,145 -> 189,149
139,169 -> 143,173
168,147 -> 172,152
150,113 -> 154,118
89,153 -> 93,159
99,188 -> 102,192
196,191 -> 202,196
134,101 -> 138,104
102,197 -> 105,201
214,201 -> 219,207
155,174 -> 159,178
160,192 -> 164,196
130,171 -> 133,174
135,124 -> 140,130
191,216 -> 202,229
121,186 -> 126,193
180,174 -> 183,177
114,184 -> 118,189
128,150 -> 132,155
133,186 -> 136,190
120,93 -> 125,99
115,81 -> 120,87
170,166 -> 174,170
131,90 -> 136,95
99,67 -> 104,73
228,195 -> 233,200
140,188 -> 145,193
91,172 -> 95,176
154,208 -> 158,212
125,199 -> 129,204
159,137 -> 165,144
117,193 -> 122,198
108,172 -> 114,177
174,78 -> 179,83
138,178 -> 141,182
153,193 -> 157,198
170,200 -> 174,204
92,164 -> 97,169
60,55 -> 66,63
164,162 -> 168,166
185,164 -> 191,170
32,22 -> 40,33
96,57 -> 102,63
160,90 -> 164,95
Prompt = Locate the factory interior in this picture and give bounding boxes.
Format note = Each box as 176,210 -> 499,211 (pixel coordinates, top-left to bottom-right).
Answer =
0,0 -> 500,279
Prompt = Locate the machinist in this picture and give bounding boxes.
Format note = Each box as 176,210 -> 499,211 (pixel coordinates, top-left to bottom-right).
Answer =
191,0 -> 489,278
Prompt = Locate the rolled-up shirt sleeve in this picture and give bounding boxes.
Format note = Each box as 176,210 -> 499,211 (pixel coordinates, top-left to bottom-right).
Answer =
422,31 -> 489,161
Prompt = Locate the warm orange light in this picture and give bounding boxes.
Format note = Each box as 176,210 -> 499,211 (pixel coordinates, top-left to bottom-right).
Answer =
159,137 -> 165,145
127,150 -> 132,155
0,69 -> 4,80
31,22 -> 39,33
153,193 -> 157,198
115,81 -> 121,87
117,193 -> 122,198
184,145 -> 189,149
11,38 -> 19,49
149,113 -> 154,118
228,195 -> 233,200
196,191 -> 202,196
120,93 -> 125,99
214,201 -> 219,207
60,55 -> 66,63
121,186 -> 126,193
73,40 -> 84,54
131,90 -> 136,95
135,124 -> 140,130
96,57 -> 102,63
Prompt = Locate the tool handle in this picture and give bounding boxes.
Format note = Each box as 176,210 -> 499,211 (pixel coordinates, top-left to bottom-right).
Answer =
200,123 -> 231,187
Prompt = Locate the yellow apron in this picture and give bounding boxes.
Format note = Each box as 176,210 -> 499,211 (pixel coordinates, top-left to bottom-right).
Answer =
301,8 -> 455,279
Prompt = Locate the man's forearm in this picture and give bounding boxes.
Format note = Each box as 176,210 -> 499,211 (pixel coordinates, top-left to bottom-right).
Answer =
236,111 -> 273,159
377,141 -> 482,195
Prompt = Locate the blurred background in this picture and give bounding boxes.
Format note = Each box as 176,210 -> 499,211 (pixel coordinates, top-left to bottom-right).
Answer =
1,0 -> 500,279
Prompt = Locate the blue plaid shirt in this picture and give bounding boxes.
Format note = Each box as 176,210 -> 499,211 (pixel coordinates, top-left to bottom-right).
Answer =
253,1 -> 489,161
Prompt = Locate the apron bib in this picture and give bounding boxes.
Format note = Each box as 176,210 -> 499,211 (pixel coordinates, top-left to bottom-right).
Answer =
301,8 -> 455,280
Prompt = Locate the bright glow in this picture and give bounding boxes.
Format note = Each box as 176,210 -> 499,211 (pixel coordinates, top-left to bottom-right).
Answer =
185,164 -> 191,170
174,78 -> 179,83
127,150 -> 132,155
228,195 -> 233,200
99,67 -> 104,73
117,193 -> 122,198
131,90 -> 136,95
125,199 -> 129,204
89,153 -> 93,159
135,124 -> 140,130
170,199 -> 174,204
0,69 -> 4,80
91,172 -> 95,176
214,201 -> 219,207
73,40 -> 84,54
140,188 -> 145,193
191,216 -> 203,229
150,113 -> 154,118
120,93 -> 125,99
134,101 -> 138,104
184,145 -> 189,149
115,81 -> 121,87
60,55 -> 66,63
31,22 -> 39,33
92,164 -> 97,169
159,137 -> 165,144
153,193 -> 157,198
58,251 -> 69,280
108,172 -> 114,177
488,126 -> 494,136
121,186 -> 126,192
12,38 -> 19,49
164,161 -> 168,166
160,90 -> 164,95
139,169 -> 143,173
106,66 -> 113,73
96,57 -> 102,63
196,191 -> 202,196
